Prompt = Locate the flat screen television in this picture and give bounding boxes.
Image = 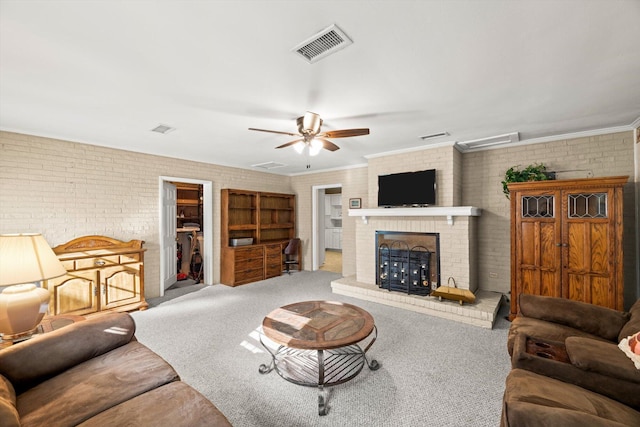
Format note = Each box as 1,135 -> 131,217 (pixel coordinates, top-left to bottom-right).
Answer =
377,169 -> 436,207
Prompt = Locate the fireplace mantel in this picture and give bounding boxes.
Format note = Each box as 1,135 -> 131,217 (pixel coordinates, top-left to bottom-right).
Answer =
348,206 -> 481,225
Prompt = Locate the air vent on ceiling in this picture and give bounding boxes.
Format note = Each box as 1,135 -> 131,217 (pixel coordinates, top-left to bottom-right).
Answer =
457,132 -> 519,150
252,161 -> 286,170
151,124 -> 175,134
292,24 -> 353,64
420,132 -> 449,140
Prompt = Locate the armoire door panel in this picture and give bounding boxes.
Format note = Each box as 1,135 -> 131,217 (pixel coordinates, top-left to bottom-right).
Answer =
590,275 -> 614,308
567,273 -> 587,302
539,222 -> 558,268
519,269 -> 538,296
519,222 -> 537,266
567,222 -> 587,272
540,270 -> 561,297
589,223 -> 609,273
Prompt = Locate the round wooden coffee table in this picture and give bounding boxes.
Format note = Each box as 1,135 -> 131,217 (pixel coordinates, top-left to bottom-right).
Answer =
259,300 -> 379,415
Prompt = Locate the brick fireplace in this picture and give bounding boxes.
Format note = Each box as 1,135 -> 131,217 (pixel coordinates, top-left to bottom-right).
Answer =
351,207 -> 480,292
331,206 -> 504,328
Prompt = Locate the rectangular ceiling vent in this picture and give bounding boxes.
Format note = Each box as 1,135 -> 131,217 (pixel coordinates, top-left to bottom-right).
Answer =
252,161 -> 286,170
151,124 -> 175,134
457,132 -> 520,150
292,24 -> 353,64
420,132 -> 449,140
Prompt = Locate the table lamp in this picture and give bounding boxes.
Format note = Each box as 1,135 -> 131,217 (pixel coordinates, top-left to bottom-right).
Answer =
0,233 -> 67,340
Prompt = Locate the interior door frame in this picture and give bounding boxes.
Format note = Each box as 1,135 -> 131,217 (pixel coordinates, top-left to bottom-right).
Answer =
312,183 -> 342,270
159,176 -> 213,297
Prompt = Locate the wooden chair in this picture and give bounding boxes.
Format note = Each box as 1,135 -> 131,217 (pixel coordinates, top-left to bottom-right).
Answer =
282,238 -> 301,274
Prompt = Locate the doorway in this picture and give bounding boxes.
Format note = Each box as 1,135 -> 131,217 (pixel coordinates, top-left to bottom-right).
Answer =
312,184 -> 342,274
159,176 -> 213,297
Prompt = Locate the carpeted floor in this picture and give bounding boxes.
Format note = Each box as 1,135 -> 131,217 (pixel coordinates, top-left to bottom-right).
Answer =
132,271 -> 511,427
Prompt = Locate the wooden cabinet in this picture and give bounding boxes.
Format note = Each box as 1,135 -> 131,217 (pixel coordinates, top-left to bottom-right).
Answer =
44,235 -> 147,316
221,189 -> 297,286
221,246 -> 264,286
508,176 -> 627,319
265,243 -> 285,279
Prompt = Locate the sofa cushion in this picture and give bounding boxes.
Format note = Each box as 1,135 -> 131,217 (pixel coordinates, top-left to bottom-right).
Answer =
518,294 -> 629,341
566,337 -> 640,384
508,316 -> 610,355
618,299 -> 640,342
17,341 -> 179,427
0,312 -> 136,394
502,369 -> 640,427
0,375 -> 19,427
77,381 -> 232,427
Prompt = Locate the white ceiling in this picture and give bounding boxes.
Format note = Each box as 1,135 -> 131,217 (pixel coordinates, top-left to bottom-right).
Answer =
1,0 -> 639,175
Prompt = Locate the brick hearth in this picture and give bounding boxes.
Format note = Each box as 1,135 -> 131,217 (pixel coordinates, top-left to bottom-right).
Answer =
332,275 -> 503,329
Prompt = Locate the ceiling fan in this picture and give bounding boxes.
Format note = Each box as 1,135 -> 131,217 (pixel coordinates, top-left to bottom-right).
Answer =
248,111 -> 369,156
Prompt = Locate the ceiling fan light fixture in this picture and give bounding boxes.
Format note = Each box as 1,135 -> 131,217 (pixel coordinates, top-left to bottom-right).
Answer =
309,139 -> 323,156
298,112 -> 322,134
293,141 -> 306,154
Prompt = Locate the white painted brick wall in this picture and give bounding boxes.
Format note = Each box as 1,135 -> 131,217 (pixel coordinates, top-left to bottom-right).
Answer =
2,129 -> 637,304
0,131 -> 292,297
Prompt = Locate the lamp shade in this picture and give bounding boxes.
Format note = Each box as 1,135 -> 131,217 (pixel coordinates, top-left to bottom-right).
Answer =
0,234 -> 66,286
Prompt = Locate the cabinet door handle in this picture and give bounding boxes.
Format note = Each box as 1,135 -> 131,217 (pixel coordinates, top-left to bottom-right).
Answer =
95,260 -> 106,266
556,243 -> 568,247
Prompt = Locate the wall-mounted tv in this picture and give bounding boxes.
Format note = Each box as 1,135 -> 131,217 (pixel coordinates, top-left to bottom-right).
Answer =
377,169 -> 436,207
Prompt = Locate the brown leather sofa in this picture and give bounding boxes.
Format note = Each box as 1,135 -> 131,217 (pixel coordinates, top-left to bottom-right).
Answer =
0,313 -> 232,427
502,294 -> 640,426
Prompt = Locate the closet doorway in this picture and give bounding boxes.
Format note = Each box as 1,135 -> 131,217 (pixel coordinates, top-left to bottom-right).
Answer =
159,176 -> 213,297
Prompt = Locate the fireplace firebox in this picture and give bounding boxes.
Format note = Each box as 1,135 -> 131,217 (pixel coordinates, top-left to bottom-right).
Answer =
376,231 -> 440,295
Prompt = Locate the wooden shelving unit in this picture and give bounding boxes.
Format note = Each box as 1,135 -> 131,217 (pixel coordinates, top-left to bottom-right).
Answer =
176,183 -> 203,229
221,189 -> 297,286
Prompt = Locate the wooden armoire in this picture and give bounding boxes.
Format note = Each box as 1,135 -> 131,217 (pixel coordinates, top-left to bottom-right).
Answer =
508,176 -> 628,319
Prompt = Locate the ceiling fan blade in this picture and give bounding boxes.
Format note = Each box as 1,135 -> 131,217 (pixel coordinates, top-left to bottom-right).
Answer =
320,128 -> 370,138
248,127 -> 299,137
275,139 -> 304,149
319,138 -> 340,152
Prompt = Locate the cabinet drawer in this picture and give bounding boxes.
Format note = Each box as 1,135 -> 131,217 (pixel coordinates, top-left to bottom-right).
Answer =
75,255 -> 119,270
235,256 -> 263,270
266,254 -> 281,267
119,253 -> 141,264
265,264 -> 282,278
235,268 -> 263,282
235,247 -> 264,259
265,244 -> 282,256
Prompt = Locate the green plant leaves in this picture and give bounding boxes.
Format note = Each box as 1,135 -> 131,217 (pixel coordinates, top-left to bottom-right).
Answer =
501,163 -> 549,198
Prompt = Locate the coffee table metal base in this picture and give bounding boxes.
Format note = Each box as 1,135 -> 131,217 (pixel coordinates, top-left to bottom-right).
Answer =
259,327 -> 379,415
